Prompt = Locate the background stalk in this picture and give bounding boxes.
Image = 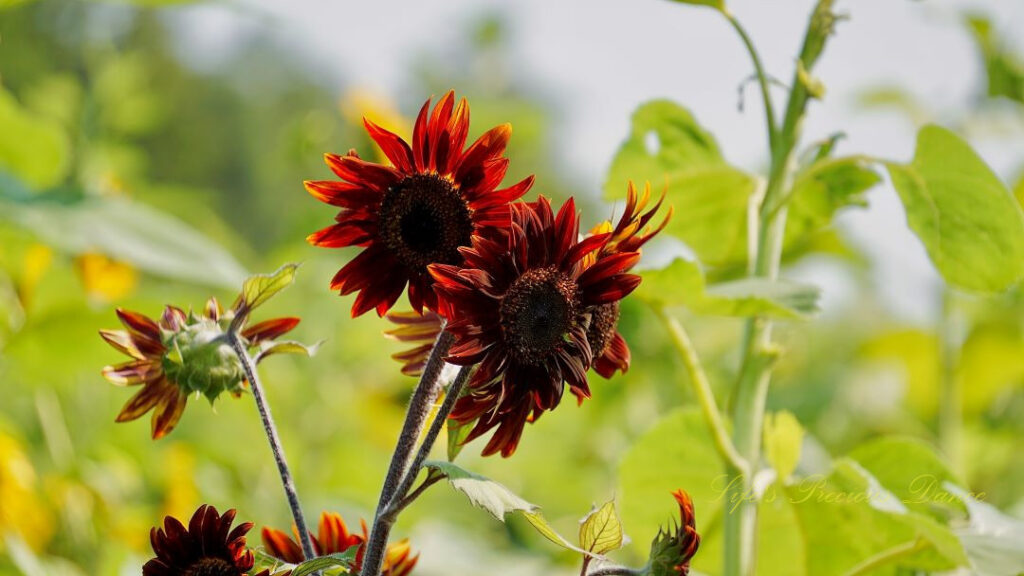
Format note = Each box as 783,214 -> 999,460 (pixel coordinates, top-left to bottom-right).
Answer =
720,3 -> 836,574
227,332 -> 316,561
360,329 -> 454,576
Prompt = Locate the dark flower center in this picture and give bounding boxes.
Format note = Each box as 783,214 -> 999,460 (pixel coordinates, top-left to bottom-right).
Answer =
379,174 -> 474,273
586,302 -> 620,357
183,557 -> 240,576
500,267 -> 579,364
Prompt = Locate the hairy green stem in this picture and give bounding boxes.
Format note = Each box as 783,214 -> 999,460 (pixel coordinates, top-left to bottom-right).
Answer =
228,333 -> 316,561
383,363 -> 473,520
360,329 -> 454,576
841,539 -> 929,576
656,307 -> 748,474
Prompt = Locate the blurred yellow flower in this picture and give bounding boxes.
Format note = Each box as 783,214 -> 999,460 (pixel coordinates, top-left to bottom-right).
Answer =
0,431 -> 54,552
161,444 -> 198,522
340,88 -> 410,163
18,243 -> 53,310
74,251 -> 138,302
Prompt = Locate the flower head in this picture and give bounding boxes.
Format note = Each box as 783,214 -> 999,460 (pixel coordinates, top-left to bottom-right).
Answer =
100,298 -> 299,439
143,504 -> 268,576
307,90 -> 534,317
585,182 -> 670,378
647,490 -> 701,576
429,196 -> 642,457
262,511 -> 417,576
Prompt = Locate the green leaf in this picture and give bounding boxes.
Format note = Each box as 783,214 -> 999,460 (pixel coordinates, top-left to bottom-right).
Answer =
240,263 -> 300,312
523,511 -> 589,556
965,15 -> 1024,103
764,411 -> 803,484
0,88 -> 70,189
290,549 -> 358,576
605,100 -> 758,266
786,460 -> 967,575
847,437 -> 965,518
579,499 -> 625,556
446,418 -> 472,462
423,460 -> 537,521
1,195 -> 246,288
423,461 -> 590,556
618,407 -> 806,575
885,125 -> 1024,292
618,408 -> 722,562
785,156 -> 879,247
945,483 -> 1024,576
636,258 -> 821,318
255,340 -> 321,362
958,323 -> 1024,415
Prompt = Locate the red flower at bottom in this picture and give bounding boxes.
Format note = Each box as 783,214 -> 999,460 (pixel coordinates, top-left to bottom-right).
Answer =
262,511 -> 417,576
648,490 -> 701,576
143,505 -> 268,576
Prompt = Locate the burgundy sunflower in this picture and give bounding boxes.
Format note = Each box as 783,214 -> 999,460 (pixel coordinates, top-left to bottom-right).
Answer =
428,196 -> 642,457
143,504 -> 268,576
648,490 -> 701,576
262,511 -> 417,576
306,90 -> 534,317
584,182 -> 671,378
100,298 -> 299,439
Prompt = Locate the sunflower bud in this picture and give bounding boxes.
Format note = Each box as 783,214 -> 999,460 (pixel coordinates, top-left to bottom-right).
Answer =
101,292 -> 305,439
646,490 -> 700,576
161,310 -> 245,403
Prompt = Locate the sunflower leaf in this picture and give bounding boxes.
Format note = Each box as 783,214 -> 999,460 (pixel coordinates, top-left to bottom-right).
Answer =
446,418 -> 473,462
637,258 -> 821,318
239,263 -> 300,314
579,499 -> 626,556
289,548 -> 358,576
0,193 -> 247,288
255,339 -> 322,362
885,125 -> 1024,292
423,460 -> 536,521
605,100 -> 758,266
423,461 -> 598,557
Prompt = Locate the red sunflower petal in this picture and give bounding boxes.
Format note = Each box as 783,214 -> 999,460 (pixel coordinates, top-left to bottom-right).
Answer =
324,152 -> 401,192
307,221 -> 376,248
304,180 -> 383,209
241,317 -> 300,344
363,117 -> 415,173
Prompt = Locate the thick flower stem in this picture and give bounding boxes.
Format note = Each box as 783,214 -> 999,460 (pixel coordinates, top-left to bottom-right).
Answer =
384,363 -> 472,519
227,333 -> 316,561
361,329 -> 455,576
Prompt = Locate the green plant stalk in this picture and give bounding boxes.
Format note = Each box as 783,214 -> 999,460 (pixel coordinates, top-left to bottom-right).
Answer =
227,333 -> 316,562
656,307 -> 748,474
721,2 -> 835,574
361,329 -> 454,576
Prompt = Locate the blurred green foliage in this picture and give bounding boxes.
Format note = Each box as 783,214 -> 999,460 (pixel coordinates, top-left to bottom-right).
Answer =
0,2 -> 1022,576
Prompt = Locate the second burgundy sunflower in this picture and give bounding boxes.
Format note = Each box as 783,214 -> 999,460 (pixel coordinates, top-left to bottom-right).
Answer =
429,196 -> 642,457
306,91 -> 534,317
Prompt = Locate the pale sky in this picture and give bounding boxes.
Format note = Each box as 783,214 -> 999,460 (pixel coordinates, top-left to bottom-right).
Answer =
175,0 -> 1024,323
